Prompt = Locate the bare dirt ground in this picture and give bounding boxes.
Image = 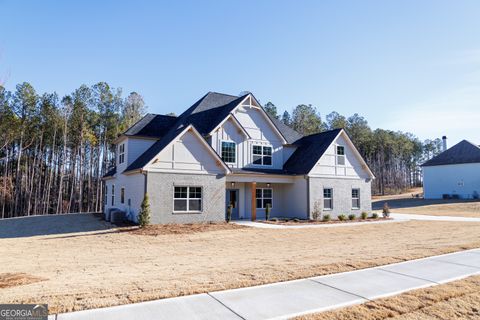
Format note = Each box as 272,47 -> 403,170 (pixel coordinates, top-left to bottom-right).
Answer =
297,275 -> 480,320
1,214 -> 480,314
373,188 -> 480,218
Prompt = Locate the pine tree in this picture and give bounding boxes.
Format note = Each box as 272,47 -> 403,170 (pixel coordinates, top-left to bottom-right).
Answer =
138,193 -> 151,227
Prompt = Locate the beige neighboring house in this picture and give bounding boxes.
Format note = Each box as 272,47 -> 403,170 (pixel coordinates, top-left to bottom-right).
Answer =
102,92 -> 374,224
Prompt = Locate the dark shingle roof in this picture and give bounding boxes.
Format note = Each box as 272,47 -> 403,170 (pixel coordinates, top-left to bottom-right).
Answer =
266,113 -> 303,144
103,167 -> 116,178
421,140 -> 480,167
283,129 -> 342,174
124,114 -> 177,138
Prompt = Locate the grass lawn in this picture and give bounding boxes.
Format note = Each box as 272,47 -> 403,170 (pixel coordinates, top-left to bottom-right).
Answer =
297,275 -> 480,319
1,217 -> 480,314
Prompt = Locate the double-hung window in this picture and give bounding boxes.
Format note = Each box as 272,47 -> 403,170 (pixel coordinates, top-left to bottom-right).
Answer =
121,187 -> 125,204
111,185 -> 115,206
252,145 -> 272,166
174,186 -> 202,212
118,144 -> 125,164
336,146 -> 345,165
352,188 -> 360,209
221,141 -> 236,164
323,188 -> 333,210
256,188 -> 273,209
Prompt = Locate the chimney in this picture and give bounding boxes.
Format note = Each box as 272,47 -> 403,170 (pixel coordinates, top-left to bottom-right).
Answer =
442,136 -> 447,152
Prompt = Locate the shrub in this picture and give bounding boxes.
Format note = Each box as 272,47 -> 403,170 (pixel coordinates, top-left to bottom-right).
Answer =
322,214 -> 331,222
348,214 -> 356,221
265,203 -> 271,221
138,193 -> 151,228
361,211 -> 368,219
271,217 -> 279,222
338,214 -> 347,221
382,202 -> 391,218
226,204 -> 233,223
293,218 -> 300,223
371,213 -> 379,219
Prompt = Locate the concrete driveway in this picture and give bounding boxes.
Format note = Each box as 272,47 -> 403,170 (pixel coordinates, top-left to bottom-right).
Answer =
54,248 -> 480,320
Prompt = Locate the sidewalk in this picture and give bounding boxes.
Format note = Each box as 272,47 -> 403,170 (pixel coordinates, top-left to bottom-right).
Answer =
53,248 -> 480,320
391,212 -> 480,222
232,219 -> 399,229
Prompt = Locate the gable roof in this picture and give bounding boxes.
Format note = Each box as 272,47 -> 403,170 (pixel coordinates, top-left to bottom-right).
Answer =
283,129 -> 342,174
266,113 -> 303,144
421,140 -> 480,167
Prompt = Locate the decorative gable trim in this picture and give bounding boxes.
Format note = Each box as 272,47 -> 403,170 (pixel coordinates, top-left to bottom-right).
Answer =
136,124 -> 231,174
208,114 -> 251,139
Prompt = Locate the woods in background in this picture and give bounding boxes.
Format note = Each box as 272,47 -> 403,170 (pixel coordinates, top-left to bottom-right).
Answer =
265,102 -> 443,195
0,82 -> 145,218
0,85 -> 442,218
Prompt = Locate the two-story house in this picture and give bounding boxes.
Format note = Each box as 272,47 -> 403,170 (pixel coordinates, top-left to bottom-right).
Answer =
103,92 -> 374,224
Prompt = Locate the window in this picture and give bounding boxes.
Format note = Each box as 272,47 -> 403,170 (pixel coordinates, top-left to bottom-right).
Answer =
221,141 -> 236,163
174,186 -> 202,212
111,185 -> 115,206
256,188 -> 273,209
105,185 -> 108,204
336,145 -> 345,165
323,188 -> 333,210
252,145 -> 272,166
118,144 -> 125,164
352,189 -> 360,209
120,187 -> 125,204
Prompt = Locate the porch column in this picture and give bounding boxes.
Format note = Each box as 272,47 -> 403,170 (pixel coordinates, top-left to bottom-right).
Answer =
251,182 -> 256,221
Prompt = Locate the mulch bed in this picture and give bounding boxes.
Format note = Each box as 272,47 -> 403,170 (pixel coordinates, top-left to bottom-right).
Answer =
126,222 -> 246,236
262,217 -> 392,225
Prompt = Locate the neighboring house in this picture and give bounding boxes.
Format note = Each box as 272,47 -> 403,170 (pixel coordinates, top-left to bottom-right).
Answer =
102,92 -> 374,224
422,138 -> 480,200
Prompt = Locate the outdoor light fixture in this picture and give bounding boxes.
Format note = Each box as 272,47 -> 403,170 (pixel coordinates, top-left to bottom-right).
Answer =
266,183 -> 271,188
231,182 -> 235,188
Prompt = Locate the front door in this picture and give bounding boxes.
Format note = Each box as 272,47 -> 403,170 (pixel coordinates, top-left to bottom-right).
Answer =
226,189 -> 239,220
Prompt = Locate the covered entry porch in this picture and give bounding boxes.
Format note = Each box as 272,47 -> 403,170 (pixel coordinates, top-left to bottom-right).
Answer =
225,173 -> 308,221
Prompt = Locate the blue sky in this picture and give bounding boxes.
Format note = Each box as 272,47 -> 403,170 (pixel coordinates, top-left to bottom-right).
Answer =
1,0 -> 479,146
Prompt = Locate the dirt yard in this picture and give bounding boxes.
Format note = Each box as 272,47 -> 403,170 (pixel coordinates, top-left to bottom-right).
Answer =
297,275 -> 480,319
373,189 -> 480,218
1,214 -> 480,314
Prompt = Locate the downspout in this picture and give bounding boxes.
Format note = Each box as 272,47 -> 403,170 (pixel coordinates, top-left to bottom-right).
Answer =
142,169 -> 148,195
305,175 -> 310,219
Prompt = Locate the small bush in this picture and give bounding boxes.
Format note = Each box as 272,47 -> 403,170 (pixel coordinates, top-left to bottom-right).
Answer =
322,214 -> 331,222
293,218 -> 300,223
226,204 -> 233,223
382,203 -> 391,218
361,211 -> 368,219
338,214 -> 347,221
271,217 -> 279,222
138,193 -> 151,228
348,214 -> 356,221
371,213 -> 379,219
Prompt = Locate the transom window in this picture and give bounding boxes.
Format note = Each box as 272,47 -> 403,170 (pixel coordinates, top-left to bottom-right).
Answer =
221,141 -> 236,163
118,143 -> 125,164
256,188 -> 273,209
323,188 -> 333,210
252,145 -> 272,166
352,188 -> 360,209
336,145 -> 345,165
174,186 -> 202,212
121,187 -> 125,204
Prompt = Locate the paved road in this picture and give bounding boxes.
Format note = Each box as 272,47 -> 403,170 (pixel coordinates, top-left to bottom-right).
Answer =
53,248 -> 480,320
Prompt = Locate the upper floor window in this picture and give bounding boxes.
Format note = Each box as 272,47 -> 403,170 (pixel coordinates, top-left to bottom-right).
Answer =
118,144 -> 125,164
174,186 -> 202,212
221,141 -> 236,164
252,145 -> 272,166
352,188 -> 360,209
336,145 -> 345,165
323,188 -> 333,210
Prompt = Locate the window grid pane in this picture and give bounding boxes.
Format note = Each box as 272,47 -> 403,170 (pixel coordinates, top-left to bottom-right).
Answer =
174,187 -> 202,212
252,145 -> 273,166
221,141 -> 236,163
256,188 -> 273,209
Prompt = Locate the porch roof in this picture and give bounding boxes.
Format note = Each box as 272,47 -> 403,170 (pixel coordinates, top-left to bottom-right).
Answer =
229,168 -> 295,176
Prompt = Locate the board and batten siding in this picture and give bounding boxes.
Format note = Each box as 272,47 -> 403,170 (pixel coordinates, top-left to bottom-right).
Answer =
423,163 -> 480,199
104,173 -> 145,222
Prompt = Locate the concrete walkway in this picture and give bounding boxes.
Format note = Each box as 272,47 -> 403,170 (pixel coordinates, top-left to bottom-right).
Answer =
54,248 -> 480,320
391,212 -> 480,222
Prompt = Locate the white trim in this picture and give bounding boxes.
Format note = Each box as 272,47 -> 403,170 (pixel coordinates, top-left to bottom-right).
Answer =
209,114 -> 251,139
336,144 -> 346,166
352,188 -> 360,209
220,140 -> 237,165
323,187 -> 333,210
173,186 -> 203,213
